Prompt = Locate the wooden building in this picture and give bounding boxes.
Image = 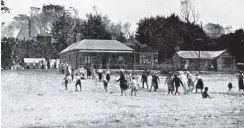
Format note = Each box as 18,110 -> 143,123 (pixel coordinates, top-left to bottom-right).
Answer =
172,50 -> 236,71
123,38 -> 158,69
59,39 -> 134,69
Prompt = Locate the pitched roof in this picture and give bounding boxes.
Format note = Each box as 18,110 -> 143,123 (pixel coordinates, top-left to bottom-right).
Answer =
176,50 -> 227,59
123,38 -> 158,53
59,39 -> 133,55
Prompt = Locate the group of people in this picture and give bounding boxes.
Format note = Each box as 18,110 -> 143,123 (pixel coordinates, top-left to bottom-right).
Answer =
62,65 -> 244,99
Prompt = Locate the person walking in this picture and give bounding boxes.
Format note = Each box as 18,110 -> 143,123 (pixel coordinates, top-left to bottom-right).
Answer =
186,71 -> 194,92
172,73 -> 183,95
236,71 -> 244,91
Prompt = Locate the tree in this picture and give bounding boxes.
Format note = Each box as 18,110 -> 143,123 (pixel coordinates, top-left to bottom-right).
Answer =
80,13 -> 111,40
123,22 -> 131,39
51,12 -> 73,53
180,0 -> 199,24
136,13 -> 207,61
204,23 -> 225,38
1,0 -> 10,14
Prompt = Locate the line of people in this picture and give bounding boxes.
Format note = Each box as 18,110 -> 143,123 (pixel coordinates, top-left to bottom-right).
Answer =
62,67 -> 244,99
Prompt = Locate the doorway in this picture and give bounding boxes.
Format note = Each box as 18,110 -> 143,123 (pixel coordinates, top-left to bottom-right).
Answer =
102,56 -> 107,69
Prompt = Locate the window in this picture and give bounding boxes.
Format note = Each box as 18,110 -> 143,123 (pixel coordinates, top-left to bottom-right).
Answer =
200,60 -> 207,67
223,58 -> 231,68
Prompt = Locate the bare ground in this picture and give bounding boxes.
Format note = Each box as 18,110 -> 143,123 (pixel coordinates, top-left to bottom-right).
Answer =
1,70 -> 244,128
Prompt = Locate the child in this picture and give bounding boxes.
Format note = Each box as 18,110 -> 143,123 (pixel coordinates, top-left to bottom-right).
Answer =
227,82 -> 233,91
63,75 -> 69,90
141,72 -> 148,89
195,73 -> 204,93
150,72 -> 160,92
75,74 -> 82,91
172,73 -> 183,95
202,87 -> 212,98
103,77 -> 108,92
130,76 -> 139,96
165,71 -> 174,94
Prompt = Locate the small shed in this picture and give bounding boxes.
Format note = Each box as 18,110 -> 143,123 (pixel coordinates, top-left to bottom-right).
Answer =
172,50 -> 236,71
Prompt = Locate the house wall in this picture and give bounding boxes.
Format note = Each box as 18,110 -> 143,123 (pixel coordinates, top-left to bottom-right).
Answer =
216,52 -> 236,72
60,52 -> 133,69
172,54 -> 214,71
134,52 -> 158,66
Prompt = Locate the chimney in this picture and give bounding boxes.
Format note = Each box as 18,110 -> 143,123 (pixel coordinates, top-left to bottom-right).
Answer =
76,33 -> 81,42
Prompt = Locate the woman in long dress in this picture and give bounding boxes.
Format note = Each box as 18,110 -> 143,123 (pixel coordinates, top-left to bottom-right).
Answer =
236,71 -> 244,91
117,69 -> 128,96
179,71 -> 189,94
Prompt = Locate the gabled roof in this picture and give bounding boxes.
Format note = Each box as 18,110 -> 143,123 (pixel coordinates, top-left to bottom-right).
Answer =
176,50 -> 227,59
123,38 -> 158,53
59,39 -> 133,55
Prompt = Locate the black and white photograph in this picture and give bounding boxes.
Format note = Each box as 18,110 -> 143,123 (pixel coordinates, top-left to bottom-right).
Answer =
1,0 -> 244,127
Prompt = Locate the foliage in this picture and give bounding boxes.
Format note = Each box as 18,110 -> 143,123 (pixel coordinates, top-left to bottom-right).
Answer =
1,0 -> 10,14
80,13 -> 111,40
135,13 -> 206,61
1,37 -> 14,69
204,23 -> 225,38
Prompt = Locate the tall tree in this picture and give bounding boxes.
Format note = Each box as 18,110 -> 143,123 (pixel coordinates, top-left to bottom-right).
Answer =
51,12 -> 73,53
80,13 -> 111,40
180,0 -> 199,24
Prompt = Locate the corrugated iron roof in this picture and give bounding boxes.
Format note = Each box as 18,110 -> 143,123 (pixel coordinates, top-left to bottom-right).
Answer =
176,50 -> 227,59
59,39 -> 133,54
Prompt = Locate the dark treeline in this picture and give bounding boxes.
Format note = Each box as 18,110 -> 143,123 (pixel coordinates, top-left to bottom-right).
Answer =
135,14 -> 244,63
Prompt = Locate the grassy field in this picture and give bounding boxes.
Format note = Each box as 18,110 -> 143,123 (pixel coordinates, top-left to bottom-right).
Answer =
1,70 -> 244,128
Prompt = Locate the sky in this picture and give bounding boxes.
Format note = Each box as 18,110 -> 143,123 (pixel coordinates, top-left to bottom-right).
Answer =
1,0 -> 244,32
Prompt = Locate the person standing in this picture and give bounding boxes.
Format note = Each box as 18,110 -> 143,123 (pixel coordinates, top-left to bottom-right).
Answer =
186,71 -> 194,92
236,71 -> 244,91
165,71 -> 174,94
91,66 -> 96,79
150,72 -> 160,92
179,71 -> 189,94
141,72 -> 148,89
172,73 -> 183,95
87,66 -> 91,79
97,68 -> 103,81
117,69 -> 128,96
106,70 -> 111,82
75,73 -> 82,91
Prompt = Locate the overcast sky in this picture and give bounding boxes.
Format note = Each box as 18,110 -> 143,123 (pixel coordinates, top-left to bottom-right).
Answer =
2,0 -> 244,32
